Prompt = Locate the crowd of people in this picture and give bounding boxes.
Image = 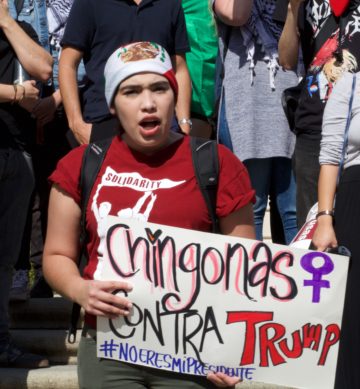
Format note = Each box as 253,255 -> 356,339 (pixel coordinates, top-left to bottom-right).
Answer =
0,0 -> 359,388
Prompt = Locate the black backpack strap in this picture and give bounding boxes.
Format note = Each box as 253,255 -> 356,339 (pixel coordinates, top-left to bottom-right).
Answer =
79,139 -> 112,244
68,137 -> 113,344
190,137 -> 220,233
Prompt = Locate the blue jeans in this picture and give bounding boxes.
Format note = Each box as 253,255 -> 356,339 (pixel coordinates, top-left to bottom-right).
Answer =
217,91 -> 233,151
50,45 -> 87,91
244,158 -> 298,244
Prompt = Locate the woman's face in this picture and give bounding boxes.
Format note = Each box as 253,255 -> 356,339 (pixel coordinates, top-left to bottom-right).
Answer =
111,73 -> 175,154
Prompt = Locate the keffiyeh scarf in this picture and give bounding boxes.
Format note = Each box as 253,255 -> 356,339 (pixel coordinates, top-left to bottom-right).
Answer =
240,0 -> 283,89
46,0 -> 73,48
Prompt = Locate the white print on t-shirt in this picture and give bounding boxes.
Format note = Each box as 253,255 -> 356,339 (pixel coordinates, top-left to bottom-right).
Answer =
117,191 -> 157,222
91,166 -> 186,280
348,14 -> 360,37
306,0 -> 331,38
94,201 -> 112,279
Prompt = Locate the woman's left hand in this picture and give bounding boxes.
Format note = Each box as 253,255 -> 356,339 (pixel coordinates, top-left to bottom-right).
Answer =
207,371 -> 241,387
312,217 -> 338,252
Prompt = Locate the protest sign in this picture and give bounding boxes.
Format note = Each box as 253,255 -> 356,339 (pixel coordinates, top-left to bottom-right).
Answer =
97,216 -> 349,389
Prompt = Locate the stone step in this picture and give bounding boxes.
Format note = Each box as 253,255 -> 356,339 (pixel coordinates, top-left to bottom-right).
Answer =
0,364 -> 78,389
9,329 -> 80,365
9,297 -> 83,329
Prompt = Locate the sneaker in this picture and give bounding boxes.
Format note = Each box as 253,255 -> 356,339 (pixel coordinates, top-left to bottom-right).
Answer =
30,269 -> 53,298
9,270 -> 29,302
0,339 -> 49,368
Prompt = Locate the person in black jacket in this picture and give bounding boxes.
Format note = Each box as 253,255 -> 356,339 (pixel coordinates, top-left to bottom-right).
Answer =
0,0 -> 52,368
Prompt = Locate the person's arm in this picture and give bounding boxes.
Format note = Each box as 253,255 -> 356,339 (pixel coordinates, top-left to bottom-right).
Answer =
43,185 -> 133,318
278,0 -> 304,70
312,73 -> 354,251
219,203 -> 256,239
172,54 -> 192,134
311,165 -> 338,251
0,84 -> 17,103
0,0 -> 52,81
0,80 -> 40,105
213,0 -> 253,26
59,46 -> 92,145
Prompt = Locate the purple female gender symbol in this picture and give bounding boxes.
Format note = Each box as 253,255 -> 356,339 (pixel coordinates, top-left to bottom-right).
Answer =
300,252 -> 334,303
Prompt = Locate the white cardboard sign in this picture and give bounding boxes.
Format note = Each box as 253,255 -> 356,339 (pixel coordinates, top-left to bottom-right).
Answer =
97,216 -> 349,389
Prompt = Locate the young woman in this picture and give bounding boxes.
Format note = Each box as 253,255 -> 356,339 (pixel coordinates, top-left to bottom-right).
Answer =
312,71 -> 360,388
43,42 -> 255,388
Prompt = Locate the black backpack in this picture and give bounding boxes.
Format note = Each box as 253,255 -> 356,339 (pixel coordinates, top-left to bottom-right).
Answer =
68,136 -> 220,343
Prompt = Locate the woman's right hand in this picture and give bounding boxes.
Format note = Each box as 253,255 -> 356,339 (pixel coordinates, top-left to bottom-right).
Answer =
207,371 -> 241,387
18,80 -> 40,112
312,218 -> 338,252
22,80 -> 40,100
76,279 -> 133,319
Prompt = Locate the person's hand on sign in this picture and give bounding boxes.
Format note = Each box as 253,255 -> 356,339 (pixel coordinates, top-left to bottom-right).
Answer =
77,279 -> 133,319
207,371 -> 241,387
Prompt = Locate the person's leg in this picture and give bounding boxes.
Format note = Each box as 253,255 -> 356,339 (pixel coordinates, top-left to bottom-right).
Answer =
28,143 -> 53,297
0,149 -> 49,367
217,91 -> 233,151
14,195 -> 33,272
243,159 -> 271,241
28,189 -> 53,298
271,157 -> 298,245
269,194 -> 286,245
29,191 -> 44,270
147,367 -> 219,389
293,136 -> 320,229
78,334 -> 105,389
10,193 -> 33,302
0,150 -> 33,339
30,112 -> 71,298
78,327 -> 146,389
79,329 -> 225,389
0,149 -> 47,368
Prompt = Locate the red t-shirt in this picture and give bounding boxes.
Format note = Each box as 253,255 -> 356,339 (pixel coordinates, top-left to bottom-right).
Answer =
50,136 -> 254,324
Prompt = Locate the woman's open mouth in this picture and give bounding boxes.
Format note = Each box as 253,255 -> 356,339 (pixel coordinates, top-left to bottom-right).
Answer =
139,118 -> 161,136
